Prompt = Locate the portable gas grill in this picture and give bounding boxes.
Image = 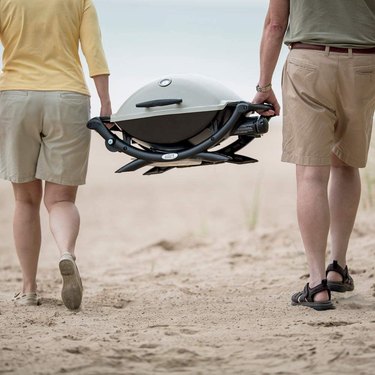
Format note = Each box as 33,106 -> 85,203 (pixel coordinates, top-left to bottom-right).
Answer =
87,75 -> 272,175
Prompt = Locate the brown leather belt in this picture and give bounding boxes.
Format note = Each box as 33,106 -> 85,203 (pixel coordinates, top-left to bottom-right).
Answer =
290,42 -> 375,54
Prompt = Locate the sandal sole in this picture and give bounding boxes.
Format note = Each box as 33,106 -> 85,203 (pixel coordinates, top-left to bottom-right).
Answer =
327,281 -> 354,293
291,300 -> 335,311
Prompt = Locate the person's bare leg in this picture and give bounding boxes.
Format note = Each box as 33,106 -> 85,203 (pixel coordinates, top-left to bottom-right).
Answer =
44,182 -> 79,256
328,154 -> 361,282
296,165 -> 330,302
44,182 -> 82,309
12,180 -> 43,293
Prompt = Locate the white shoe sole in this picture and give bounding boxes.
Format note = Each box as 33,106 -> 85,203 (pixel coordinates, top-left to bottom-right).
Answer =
59,254 -> 83,310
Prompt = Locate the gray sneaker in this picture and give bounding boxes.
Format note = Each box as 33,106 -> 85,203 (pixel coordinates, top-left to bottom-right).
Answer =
13,292 -> 38,306
59,253 -> 83,310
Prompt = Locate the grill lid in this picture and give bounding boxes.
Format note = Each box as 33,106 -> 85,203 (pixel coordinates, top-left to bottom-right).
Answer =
110,74 -> 242,123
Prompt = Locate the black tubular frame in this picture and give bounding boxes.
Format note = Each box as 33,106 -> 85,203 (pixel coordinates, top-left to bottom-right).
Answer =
87,101 -> 271,163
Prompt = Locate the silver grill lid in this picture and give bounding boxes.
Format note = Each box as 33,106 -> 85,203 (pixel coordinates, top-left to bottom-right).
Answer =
110,74 -> 242,123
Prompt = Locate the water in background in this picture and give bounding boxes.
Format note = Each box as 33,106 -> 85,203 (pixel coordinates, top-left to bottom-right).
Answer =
88,0 -> 288,114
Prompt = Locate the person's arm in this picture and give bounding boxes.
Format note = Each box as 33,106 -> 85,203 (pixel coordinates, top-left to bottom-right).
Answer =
252,0 -> 289,116
80,0 -> 112,117
92,74 -> 112,117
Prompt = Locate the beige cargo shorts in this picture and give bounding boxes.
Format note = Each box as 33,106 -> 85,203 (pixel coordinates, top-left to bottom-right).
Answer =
0,91 -> 90,185
282,48 -> 375,168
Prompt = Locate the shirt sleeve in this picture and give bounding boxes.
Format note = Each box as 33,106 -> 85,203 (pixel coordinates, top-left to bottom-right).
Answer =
80,0 -> 110,77
0,10 -> 2,43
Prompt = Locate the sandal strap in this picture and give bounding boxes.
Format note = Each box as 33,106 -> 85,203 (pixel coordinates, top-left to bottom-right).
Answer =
13,292 -> 22,299
309,279 -> 331,301
297,279 -> 331,303
326,260 -> 351,283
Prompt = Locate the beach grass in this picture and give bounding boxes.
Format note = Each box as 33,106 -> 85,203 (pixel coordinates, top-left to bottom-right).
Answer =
243,174 -> 262,231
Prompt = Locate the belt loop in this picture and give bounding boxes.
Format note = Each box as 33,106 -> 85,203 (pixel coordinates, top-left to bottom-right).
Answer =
348,48 -> 353,58
324,45 -> 330,56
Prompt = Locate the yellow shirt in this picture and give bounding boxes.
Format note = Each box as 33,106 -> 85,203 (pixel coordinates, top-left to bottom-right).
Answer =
0,0 -> 110,95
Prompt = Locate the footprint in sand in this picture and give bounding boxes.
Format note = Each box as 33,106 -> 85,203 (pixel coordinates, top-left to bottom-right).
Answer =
139,343 -> 159,349
306,321 -> 356,327
180,328 -> 199,335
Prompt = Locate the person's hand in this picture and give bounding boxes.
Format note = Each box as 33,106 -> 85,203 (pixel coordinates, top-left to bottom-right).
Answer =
252,89 -> 280,117
100,101 -> 113,128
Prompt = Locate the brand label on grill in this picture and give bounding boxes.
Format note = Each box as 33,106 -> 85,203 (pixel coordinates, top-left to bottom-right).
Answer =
162,153 -> 178,160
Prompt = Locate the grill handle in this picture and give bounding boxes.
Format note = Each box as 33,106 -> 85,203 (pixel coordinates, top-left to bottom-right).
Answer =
246,103 -> 273,112
233,116 -> 269,136
135,99 -> 183,108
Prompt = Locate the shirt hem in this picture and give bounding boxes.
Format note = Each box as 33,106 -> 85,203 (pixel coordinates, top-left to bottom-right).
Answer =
0,86 -> 91,96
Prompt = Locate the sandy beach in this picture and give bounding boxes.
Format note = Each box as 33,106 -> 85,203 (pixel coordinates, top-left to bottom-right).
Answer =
1,120 -> 375,374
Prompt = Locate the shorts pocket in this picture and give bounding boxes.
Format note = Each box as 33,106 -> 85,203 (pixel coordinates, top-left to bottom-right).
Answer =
60,92 -> 88,100
288,57 -> 318,72
285,55 -> 319,98
354,66 -> 375,101
0,91 -> 28,97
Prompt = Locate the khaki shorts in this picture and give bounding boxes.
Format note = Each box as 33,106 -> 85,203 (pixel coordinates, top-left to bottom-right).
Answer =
0,91 -> 90,185
282,49 -> 375,167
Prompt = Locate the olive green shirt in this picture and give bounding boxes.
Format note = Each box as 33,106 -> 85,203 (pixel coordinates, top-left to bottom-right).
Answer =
284,0 -> 375,48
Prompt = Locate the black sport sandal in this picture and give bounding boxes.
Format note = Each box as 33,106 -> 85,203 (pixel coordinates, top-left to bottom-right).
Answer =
291,279 -> 335,311
326,260 -> 354,293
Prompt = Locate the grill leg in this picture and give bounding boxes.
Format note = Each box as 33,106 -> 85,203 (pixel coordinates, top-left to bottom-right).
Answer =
115,159 -> 150,173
